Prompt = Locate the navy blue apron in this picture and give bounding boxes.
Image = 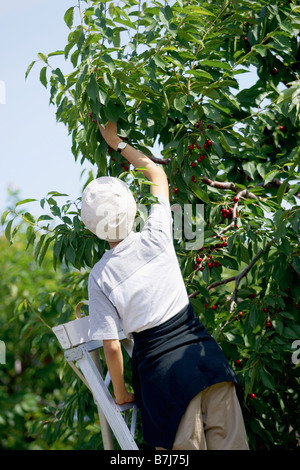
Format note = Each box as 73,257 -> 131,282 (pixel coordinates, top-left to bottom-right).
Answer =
131,302 -> 241,449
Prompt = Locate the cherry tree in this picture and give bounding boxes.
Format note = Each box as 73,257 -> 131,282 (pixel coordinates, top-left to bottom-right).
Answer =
2,0 -> 300,449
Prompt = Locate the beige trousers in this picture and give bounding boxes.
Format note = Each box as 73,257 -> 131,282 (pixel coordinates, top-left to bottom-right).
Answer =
157,381 -> 249,450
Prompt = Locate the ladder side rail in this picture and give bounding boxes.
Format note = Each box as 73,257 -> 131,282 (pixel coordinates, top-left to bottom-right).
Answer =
76,345 -> 139,450
89,350 -> 115,450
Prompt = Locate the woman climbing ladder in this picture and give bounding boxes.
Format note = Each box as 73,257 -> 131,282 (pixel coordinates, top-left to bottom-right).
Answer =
81,121 -> 249,450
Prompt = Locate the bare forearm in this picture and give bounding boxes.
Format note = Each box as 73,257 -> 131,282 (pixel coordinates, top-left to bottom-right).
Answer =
98,122 -> 169,199
103,340 -> 126,398
103,340 -> 134,405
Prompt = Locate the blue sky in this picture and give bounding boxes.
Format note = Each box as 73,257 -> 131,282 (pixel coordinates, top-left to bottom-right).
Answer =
0,0 -> 258,219
0,0 -> 84,216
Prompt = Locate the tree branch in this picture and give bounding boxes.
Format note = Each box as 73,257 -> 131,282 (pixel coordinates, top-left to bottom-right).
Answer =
148,155 -> 299,199
146,154 -> 172,165
201,177 -> 257,199
255,178 -> 300,199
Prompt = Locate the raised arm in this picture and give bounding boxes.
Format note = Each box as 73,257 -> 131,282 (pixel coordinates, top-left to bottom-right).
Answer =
98,121 -> 169,200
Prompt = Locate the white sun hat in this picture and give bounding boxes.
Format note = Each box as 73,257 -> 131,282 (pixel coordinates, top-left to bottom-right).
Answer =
81,176 -> 137,242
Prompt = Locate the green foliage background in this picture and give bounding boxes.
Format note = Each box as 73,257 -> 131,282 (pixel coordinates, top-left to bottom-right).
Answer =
1,0 -> 300,450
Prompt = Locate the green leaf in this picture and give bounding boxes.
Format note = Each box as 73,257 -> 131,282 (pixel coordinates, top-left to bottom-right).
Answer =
199,60 -> 231,71
86,73 -> 99,102
53,236 -> 63,260
260,366 -> 276,391
192,187 -> 210,204
47,191 -> 69,197
186,69 -> 214,80
98,85 -> 109,106
277,180 -> 288,204
242,161 -> 257,180
101,54 -> 115,73
22,212 -> 35,225
34,234 -> 46,262
159,5 -> 173,25
38,236 -> 52,266
249,304 -> 259,329
5,219 -> 13,243
1,210 -> 9,225
65,245 -> 76,265
40,66 -> 47,88
291,257 -> 300,274
25,60 -> 36,79
264,169 -> 280,185
103,101 -> 119,122
15,198 -> 37,207
48,50 -> 65,57
52,68 -> 65,86
174,94 -> 187,111
221,255 -> 238,270
37,52 -> 48,63
202,264 -> 210,284
182,5 -> 216,17
37,215 -> 54,222
64,7 -> 74,29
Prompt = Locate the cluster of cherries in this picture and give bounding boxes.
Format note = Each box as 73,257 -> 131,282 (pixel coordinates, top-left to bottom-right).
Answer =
221,207 -> 233,219
187,125 -> 214,184
189,138 -> 213,169
194,236 -> 228,272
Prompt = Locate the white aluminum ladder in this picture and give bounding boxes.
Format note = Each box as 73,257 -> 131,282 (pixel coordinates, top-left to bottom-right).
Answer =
52,303 -> 139,450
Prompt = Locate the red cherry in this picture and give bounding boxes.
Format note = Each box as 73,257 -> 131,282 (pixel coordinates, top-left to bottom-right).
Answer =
196,144 -> 201,149
205,304 -> 209,309
207,262 -> 213,269
266,320 -> 272,328
173,188 -> 178,194
204,139 -> 212,149
238,311 -> 243,318
235,359 -> 241,365
211,305 -> 217,310
89,112 -> 96,123
233,196 -> 239,203
191,161 -> 196,167
43,356 -> 53,364
207,124 -> 213,129
189,144 -> 194,151
191,176 -> 197,183
197,257 -> 203,263
263,307 -> 268,313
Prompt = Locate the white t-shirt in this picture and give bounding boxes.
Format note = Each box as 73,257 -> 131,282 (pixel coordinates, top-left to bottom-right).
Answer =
88,195 -> 189,340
